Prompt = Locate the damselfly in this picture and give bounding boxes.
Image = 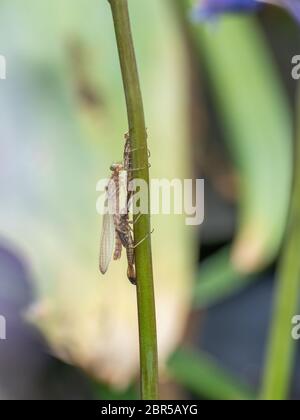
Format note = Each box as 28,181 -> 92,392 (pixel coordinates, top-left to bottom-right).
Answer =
99,162 -> 137,285
99,134 -> 152,284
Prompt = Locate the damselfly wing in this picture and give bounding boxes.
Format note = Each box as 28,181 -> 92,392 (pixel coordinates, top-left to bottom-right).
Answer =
99,163 -> 128,275
99,204 -> 115,274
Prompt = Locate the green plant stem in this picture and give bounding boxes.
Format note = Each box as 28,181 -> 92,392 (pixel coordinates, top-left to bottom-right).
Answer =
108,0 -> 158,400
260,88 -> 300,400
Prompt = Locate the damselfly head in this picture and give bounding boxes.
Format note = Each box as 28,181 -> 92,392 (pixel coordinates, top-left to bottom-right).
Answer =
110,163 -> 123,172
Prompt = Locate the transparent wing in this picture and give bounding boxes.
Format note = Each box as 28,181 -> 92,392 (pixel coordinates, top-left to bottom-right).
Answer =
99,210 -> 115,275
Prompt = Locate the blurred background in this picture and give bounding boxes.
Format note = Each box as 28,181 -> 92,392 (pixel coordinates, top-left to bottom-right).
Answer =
0,0 -> 299,400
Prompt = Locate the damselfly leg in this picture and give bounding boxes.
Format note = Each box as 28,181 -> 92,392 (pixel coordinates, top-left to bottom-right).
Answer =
133,229 -> 154,249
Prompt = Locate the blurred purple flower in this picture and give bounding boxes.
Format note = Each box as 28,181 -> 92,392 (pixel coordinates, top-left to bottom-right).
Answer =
194,0 -> 261,20
194,0 -> 300,22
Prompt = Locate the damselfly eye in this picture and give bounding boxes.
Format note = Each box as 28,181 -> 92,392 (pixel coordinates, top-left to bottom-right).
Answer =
110,163 -> 123,172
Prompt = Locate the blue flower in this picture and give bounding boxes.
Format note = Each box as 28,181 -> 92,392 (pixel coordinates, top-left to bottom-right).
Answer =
194,0 -> 300,23
194,0 -> 261,20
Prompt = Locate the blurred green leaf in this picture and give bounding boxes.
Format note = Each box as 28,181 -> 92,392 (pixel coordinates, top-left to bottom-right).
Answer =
93,382 -> 138,401
168,348 -> 255,400
260,87 -> 300,400
177,0 -> 293,274
0,0 -> 193,388
194,247 -> 255,309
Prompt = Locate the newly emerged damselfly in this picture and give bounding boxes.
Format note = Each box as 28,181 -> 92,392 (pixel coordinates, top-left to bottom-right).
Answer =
99,134 -> 152,285
99,162 -> 137,285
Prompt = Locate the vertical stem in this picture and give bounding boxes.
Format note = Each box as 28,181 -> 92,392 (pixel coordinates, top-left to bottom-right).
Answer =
107,0 -> 159,400
260,88 -> 300,400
